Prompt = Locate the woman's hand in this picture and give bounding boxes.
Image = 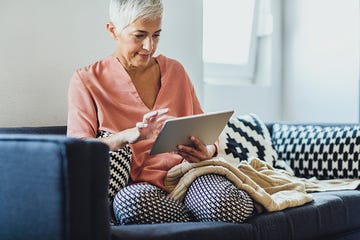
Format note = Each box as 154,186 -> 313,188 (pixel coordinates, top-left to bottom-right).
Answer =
176,136 -> 217,163
131,108 -> 171,143
98,108 -> 170,151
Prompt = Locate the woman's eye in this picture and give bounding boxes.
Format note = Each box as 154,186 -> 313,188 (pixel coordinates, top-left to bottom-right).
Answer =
134,34 -> 145,39
153,34 -> 160,38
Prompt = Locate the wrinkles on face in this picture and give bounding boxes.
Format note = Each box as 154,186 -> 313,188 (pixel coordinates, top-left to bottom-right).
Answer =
114,17 -> 162,71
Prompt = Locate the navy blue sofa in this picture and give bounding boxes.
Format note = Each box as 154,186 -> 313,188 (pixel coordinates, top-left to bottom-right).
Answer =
0,124 -> 359,240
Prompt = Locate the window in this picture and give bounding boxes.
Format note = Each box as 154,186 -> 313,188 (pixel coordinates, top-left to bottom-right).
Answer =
203,0 -> 273,84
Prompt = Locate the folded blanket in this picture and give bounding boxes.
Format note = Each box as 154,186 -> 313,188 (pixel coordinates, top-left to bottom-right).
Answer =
165,158 -> 360,213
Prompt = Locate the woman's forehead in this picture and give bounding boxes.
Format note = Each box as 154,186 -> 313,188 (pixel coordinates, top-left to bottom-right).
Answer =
125,17 -> 162,32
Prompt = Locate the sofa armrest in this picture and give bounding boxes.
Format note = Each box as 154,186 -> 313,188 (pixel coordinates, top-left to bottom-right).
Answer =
0,134 -> 110,240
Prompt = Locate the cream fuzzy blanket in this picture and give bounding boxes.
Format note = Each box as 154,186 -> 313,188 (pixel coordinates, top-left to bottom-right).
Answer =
165,158 -> 360,213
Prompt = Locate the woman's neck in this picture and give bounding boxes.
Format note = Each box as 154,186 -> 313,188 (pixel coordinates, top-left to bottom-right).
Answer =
114,55 -> 155,77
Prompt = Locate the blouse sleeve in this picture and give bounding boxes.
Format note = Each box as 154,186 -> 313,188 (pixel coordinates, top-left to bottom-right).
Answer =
66,70 -> 98,138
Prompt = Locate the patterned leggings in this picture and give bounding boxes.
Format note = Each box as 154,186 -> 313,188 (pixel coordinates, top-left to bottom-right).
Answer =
112,174 -> 254,224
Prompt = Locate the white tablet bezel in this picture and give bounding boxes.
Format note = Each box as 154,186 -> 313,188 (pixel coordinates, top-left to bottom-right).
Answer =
149,110 -> 234,155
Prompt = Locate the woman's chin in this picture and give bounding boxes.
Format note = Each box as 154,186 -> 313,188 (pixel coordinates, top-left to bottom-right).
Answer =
133,56 -> 152,66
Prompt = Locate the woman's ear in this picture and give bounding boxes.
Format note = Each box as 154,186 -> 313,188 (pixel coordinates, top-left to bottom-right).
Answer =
106,22 -> 118,40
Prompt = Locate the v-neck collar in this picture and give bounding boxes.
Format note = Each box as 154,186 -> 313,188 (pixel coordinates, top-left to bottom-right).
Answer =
110,55 -> 165,111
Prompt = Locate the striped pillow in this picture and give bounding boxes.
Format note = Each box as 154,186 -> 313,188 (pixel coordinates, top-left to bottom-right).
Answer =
97,131 -> 132,201
218,113 -> 279,168
272,124 -> 360,179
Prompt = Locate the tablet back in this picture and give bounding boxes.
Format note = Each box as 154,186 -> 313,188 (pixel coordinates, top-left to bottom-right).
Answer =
149,110 -> 234,155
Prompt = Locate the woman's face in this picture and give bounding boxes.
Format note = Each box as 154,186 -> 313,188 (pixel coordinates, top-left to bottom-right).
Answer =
114,17 -> 162,70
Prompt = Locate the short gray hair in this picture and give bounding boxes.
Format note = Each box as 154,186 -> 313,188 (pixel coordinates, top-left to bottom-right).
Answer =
109,0 -> 163,33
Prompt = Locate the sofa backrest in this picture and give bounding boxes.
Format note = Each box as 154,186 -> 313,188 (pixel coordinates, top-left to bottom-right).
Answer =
0,123 -> 356,138
0,126 -> 67,135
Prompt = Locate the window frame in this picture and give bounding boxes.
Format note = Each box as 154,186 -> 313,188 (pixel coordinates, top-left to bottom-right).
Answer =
203,0 -> 261,85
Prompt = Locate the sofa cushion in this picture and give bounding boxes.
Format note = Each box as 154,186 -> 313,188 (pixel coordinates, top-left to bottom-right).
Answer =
111,221 -> 254,240
247,190 -> 360,240
218,113 -> 281,167
110,190 -> 360,240
272,124 -> 360,179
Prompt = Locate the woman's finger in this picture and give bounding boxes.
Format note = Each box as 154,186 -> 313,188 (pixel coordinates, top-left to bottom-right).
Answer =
143,111 -> 158,122
142,108 -> 169,123
156,108 -> 169,115
136,122 -> 148,128
177,144 -> 203,159
176,150 -> 201,163
189,136 -> 207,151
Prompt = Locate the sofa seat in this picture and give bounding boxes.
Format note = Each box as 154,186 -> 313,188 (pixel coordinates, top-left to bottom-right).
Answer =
247,190 -> 360,240
110,190 -> 360,240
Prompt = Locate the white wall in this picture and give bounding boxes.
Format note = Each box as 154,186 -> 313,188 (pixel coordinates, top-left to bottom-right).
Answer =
0,0 -> 203,127
0,0 -> 359,127
0,0 -> 112,127
158,0 -> 203,101
282,0 -> 359,123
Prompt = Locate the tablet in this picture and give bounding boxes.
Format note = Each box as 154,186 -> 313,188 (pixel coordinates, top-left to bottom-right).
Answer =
149,110 -> 234,155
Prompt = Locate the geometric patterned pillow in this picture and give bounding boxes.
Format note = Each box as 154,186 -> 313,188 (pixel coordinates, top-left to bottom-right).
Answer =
97,130 -> 132,202
218,113 -> 279,167
272,124 -> 360,179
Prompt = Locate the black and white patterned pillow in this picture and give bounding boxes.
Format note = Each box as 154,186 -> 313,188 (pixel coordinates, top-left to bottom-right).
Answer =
97,131 -> 132,201
272,124 -> 360,179
218,113 -> 280,168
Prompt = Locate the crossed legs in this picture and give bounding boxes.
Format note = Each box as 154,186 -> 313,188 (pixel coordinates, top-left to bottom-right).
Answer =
113,174 -> 254,224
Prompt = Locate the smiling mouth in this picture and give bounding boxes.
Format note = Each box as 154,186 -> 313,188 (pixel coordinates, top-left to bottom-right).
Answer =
137,53 -> 151,59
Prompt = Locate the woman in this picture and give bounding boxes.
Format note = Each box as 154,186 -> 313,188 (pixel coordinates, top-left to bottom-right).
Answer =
67,0 -> 254,224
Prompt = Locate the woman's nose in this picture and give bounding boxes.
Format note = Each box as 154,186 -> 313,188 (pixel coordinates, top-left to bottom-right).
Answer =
142,37 -> 153,51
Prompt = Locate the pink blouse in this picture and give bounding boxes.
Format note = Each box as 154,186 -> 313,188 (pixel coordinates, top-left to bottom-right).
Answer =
67,54 -> 205,190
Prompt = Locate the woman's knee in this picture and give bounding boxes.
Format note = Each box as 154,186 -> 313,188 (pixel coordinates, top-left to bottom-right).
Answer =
184,174 -> 254,223
113,183 -> 191,224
